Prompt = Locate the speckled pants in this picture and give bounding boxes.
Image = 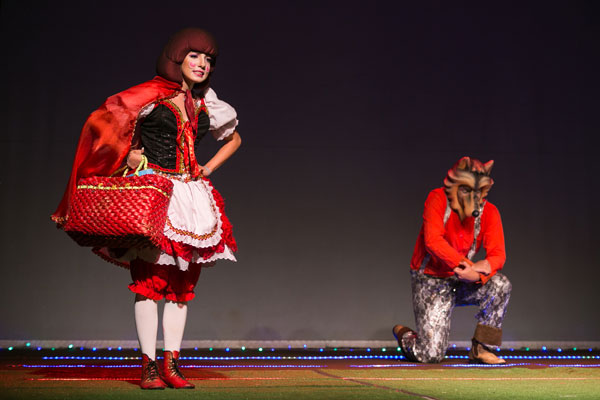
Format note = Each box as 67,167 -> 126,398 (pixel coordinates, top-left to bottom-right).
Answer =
401,269 -> 512,363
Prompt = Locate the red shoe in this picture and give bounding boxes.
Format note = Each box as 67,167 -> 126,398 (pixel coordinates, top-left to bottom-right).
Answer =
161,350 -> 195,389
140,353 -> 167,390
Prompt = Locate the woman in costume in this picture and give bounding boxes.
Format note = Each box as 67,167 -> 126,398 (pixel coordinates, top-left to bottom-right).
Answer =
52,28 -> 241,389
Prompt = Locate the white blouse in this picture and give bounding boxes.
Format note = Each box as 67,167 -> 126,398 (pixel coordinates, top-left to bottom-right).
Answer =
203,88 -> 239,141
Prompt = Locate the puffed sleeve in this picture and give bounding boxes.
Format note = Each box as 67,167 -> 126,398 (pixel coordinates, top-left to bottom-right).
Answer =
204,87 -> 239,140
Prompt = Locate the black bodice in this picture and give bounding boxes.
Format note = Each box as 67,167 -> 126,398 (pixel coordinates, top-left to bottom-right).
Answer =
139,102 -> 210,172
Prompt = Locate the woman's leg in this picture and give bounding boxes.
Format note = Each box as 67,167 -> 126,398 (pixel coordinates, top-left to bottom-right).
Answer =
134,294 -> 159,360
163,300 -> 188,352
159,265 -> 201,389
134,293 -> 167,389
129,259 -> 169,389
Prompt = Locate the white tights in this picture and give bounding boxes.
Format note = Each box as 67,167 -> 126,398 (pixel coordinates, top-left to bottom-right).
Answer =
134,296 -> 188,361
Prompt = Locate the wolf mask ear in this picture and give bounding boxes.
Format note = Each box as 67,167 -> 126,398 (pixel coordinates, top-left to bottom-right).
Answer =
483,160 -> 494,175
456,156 -> 471,171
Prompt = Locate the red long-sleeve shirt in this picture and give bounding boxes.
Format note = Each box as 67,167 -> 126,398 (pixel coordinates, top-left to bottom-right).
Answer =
410,188 -> 506,284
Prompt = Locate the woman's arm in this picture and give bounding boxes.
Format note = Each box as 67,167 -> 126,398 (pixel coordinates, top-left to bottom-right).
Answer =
201,131 -> 242,176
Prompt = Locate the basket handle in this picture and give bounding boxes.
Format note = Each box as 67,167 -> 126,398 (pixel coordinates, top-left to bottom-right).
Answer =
122,155 -> 148,177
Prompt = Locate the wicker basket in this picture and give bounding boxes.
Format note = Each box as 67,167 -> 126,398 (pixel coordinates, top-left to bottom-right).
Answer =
63,157 -> 173,248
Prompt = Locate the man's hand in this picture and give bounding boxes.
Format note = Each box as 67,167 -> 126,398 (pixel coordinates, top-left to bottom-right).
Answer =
453,264 -> 481,282
471,259 -> 491,275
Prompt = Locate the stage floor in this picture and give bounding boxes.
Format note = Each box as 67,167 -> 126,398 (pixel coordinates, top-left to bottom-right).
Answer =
1,347 -> 599,399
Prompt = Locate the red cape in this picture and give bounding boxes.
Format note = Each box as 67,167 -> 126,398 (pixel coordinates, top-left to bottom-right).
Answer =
52,76 -> 182,225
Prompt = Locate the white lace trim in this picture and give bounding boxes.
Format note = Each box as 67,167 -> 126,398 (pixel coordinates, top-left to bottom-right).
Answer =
155,244 -> 236,271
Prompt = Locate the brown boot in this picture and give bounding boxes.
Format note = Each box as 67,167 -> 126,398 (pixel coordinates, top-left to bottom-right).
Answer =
468,340 -> 506,364
392,324 -> 415,345
161,350 -> 195,389
468,324 -> 505,364
392,325 -> 418,362
140,353 -> 167,390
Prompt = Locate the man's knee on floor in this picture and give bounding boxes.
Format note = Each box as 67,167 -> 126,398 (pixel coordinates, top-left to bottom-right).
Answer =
413,344 -> 447,363
418,351 -> 446,363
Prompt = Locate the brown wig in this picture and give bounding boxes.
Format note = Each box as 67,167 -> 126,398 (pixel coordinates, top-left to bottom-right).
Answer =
156,27 -> 218,94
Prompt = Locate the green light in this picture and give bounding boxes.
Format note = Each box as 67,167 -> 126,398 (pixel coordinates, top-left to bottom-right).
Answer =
397,347 -> 402,352
258,347 -> 263,352
68,344 -> 74,349
26,342 -> 31,347
51,348 -> 56,351
525,347 -> 530,351
8,347 -> 13,351
209,348 -> 213,351
382,348 -> 386,352
573,348 -> 577,351
333,348 -> 337,351
241,346 -> 246,351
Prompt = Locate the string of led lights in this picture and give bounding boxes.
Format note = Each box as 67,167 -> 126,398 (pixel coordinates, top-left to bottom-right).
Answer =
17,362 -> 600,369
36,354 -> 600,362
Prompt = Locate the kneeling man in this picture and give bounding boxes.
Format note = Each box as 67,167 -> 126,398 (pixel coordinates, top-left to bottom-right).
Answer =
393,156 -> 511,364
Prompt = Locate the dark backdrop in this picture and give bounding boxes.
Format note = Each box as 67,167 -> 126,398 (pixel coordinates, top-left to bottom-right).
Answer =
1,1 -> 598,343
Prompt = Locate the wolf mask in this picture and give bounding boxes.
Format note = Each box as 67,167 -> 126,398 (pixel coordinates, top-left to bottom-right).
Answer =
443,157 -> 494,221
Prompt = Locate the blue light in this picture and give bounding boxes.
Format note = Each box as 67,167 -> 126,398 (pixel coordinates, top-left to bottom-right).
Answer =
225,348 -> 230,352
37,347 -> 42,351
92,347 -> 97,352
